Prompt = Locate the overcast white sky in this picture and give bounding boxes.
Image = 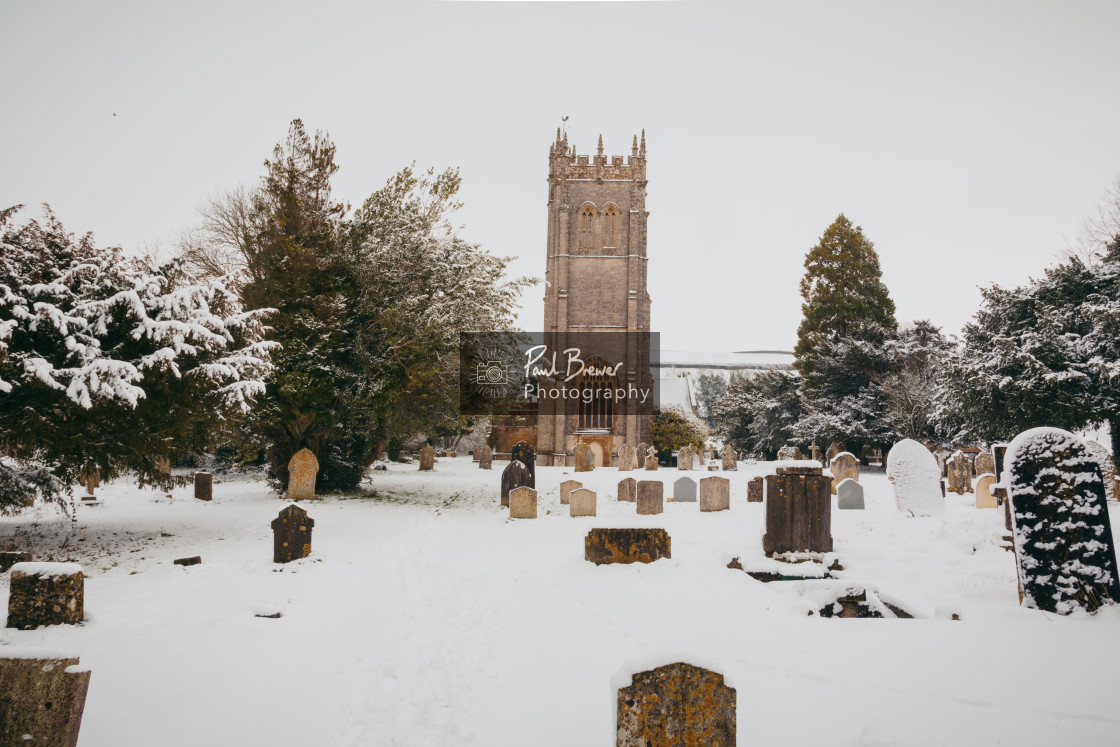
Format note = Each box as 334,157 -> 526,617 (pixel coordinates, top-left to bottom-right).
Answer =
3,0 -> 1119,352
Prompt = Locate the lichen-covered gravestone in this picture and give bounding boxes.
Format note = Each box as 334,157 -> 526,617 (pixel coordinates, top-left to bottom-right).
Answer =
618,444 -> 637,472
574,441 -> 595,472
946,450 -> 973,494
1084,440 -> 1118,502
511,440 -> 536,488
287,448 -> 319,501
0,652 -> 91,747
7,563 -> 84,629
886,439 -> 945,517
975,474 -> 997,509
418,443 -> 435,471
975,452 -> 996,477
699,476 -> 730,512
194,472 -> 212,501
721,444 -> 737,471
777,445 -> 802,461
644,446 -> 659,471
0,551 -> 32,572
272,505 -> 314,563
673,476 -> 697,503
617,477 -> 637,503
829,452 -> 859,495
569,488 -> 597,517
509,486 -> 538,519
1007,427 -> 1120,614
560,479 -> 582,506
478,445 -> 492,470
637,443 -> 648,462
677,445 -> 693,470
636,481 -> 664,515
747,476 -> 763,503
500,460 -> 531,507
763,461 -> 832,554
836,478 -> 865,509
585,528 -> 671,565
617,662 -> 736,747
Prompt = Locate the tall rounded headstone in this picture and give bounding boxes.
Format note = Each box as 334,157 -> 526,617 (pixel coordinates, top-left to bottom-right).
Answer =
287,448 -> 319,501
511,440 -> 536,488
829,452 -> 859,495
886,439 -> 945,517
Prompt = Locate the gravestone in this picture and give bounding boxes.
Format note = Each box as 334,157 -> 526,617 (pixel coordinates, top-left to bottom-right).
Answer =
511,440 -> 536,488
975,474 -> 998,509
618,443 -> 637,471
672,477 -> 697,503
826,441 -> 845,463
287,448 -> 319,501
677,445 -> 694,470
697,446 -> 706,465
158,455 -> 172,474
569,488 -> 597,517
473,448 -> 480,462
637,443 -> 648,462
7,563 -> 84,629
763,463 -> 832,555
836,478 -> 865,509
194,472 -> 212,501
811,444 -> 822,462
80,466 -> 100,496
574,441 -> 595,472
644,446 -> 659,471
946,451 -> 973,494
174,556 -> 201,566
0,653 -> 91,747
992,443 -> 1009,483
777,445 -> 802,461
636,481 -> 664,515
1007,428 -> 1120,614
500,460 -> 531,507
886,439 -> 945,517
933,448 -> 952,477
975,452 -> 996,477
478,445 -> 492,470
418,443 -> 435,471
560,479 -> 582,506
585,528 -> 671,565
699,476 -> 730,512
1084,440 -> 1118,502
271,505 -> 314,564
617,662 -> 736,747
721,444 -> 737,471
0,551 -> 32,572
747,476 -> 763,503
618,477 -> 637,503
707,463 -> 719,471
509,486 -> 538,519
829,452 -> 859,495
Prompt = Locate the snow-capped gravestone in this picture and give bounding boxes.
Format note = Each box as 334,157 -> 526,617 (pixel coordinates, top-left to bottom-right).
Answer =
585,528 -> 671,565
721,444 -> 737,471
829,452 -> 859,495
673,477 -> 697,503
1084,440 -> 1118,502
511,441 -> 536,488
272,505 -> 314,564
618,477 -> 637,503
618,444 -> 637,472
287,448 -> 319,501
1007,428 -> 1120,614
0,653 -> 91,747
747,476 -> 763,503
763,461 -> 832,555
699,476 -> 730,512
478,445 -> 492,470
7,563 -> 84,629
886,439 -> 945,517
617,662 -> 736,747
569,488 -> 597,517
500,460 -> 531,507
80,467 -> 99,495
636,481 -> 664,515
509,486 -> 538,519
777,445 -> 802,461
836,478 -> 864,509
194,472 -> 212,501
574,441 -> 595,472
975,474 -> 998,509
992,443 -> 1009,482
946,451 -> 973,494
644,446 -> 659,471
560,479 -> 582,505
677,445 -> 694,470
418,443 -> 435,471
975,452 -> 995,477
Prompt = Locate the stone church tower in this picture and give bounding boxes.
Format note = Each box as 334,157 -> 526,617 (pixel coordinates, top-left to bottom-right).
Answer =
536,129 -> 654,466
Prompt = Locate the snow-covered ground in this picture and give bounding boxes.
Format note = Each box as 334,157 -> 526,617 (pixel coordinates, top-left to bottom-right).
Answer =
3,457 -> 1120,746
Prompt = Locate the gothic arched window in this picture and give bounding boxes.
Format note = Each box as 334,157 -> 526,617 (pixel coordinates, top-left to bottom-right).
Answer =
577,359 -> 615,431
603,204 -> 620,248
578,204 -> 597,251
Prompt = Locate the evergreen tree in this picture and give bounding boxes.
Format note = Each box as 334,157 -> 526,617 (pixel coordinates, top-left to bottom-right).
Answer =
693,372 -> 728,422
712,370 -> 801,459
649,406 -> 705,452
881,320 -> 953,443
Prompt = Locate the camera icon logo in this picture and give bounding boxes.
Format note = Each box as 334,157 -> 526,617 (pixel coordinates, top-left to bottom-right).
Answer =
477,361 -> 509,385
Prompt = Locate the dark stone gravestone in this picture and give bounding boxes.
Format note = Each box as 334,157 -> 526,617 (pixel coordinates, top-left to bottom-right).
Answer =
511,440 -> 536,488
272,505 -> 315,564
194,472 -> 212,501
763,463 -> 832,555
747,476 -> 764,503
7,563 -> 84,629
617,662 -> 735,746
500,460 -> 531,507
585,528 -> 671,565
174,556 -> 202,566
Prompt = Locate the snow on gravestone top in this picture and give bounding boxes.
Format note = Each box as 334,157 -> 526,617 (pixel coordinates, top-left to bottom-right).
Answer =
886,439 -> 945,516
1006,427 -> 1120,614
9,562 -> 83,577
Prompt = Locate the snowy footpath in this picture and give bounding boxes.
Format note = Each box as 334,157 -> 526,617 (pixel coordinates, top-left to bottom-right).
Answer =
3,457 -> 1120,746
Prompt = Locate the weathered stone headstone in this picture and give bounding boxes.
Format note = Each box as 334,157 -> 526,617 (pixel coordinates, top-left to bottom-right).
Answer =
763,462 -> 832,554
636,480 -> 664,515
0,653 -> 91,747
473,448 -> 480,462
80,466 -> 100,496
975,473 -> 998,508
747,476 -> 763,503
418,443 -> 435,471
509,486 -> 538,519
946,450 -> 973,494
721,444 -> 737,471
644,446 -> 659,471
7,563 -> 84,629
194,472 -> 212,501
511,440 -> 536,488
1084,440 -> 1118,502
478,445 -> 492,470
1007,428 -> 1120,614
585,528 -> 670,565
826,441 -> 845,463
697,446 -> 706,465
287,448 -> 319,501
569,487 -> 597,517
560,479 -> 582,505
500,460 -> 531,507
271,505 -> 314,564
617,662 -> 736,747
618,443 -> 637,471
637,443 -> 648,462
0,551 -> 32,572
886,439 -> 945,517
699,476 -> 730,512
672,476 -> 697,503
836,478 -> 865,509
574,440 -> 595,472
992,443 -> 1009,482
975,452 -> 996,477
707,463 -> 719,471
676,445 -> 694,470
810,444 -> 822,462
829,452 -> 859,495
777,445 -> 802,461
618,477 -> 637,503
